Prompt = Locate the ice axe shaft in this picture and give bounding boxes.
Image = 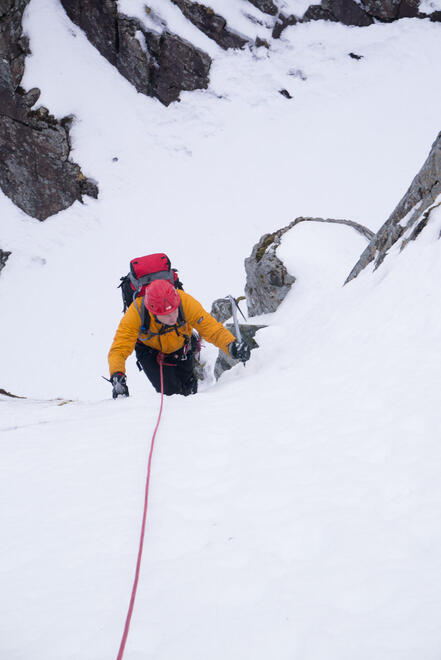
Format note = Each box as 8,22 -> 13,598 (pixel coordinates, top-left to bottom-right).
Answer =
227,295 -> 243,343
227,295 -> 250,366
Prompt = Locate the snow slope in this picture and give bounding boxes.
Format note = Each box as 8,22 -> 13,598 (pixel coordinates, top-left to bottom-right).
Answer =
2,2 -> 441,658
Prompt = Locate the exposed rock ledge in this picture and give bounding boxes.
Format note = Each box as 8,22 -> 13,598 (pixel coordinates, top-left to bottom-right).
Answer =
346,131 -> 441,283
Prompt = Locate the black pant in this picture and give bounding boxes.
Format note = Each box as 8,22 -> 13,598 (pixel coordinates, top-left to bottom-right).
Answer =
135,341 -> 198,396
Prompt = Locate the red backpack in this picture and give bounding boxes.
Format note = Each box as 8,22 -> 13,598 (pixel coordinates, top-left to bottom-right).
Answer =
119,253 -> 183,313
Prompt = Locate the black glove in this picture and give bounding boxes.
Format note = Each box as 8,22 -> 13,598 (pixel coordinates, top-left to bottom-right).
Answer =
110,372 -> 129,399
229,340 -> 251,363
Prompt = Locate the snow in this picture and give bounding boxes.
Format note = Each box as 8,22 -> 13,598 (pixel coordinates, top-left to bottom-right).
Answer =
117,0 -> 222,56
118,0 -> 277,49
2,1 -> 441,658
419,0 -> 441,13
278,0 -> 318,17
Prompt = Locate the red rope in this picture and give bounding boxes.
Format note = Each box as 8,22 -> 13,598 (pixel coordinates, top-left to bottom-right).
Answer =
116,358 -> 165,660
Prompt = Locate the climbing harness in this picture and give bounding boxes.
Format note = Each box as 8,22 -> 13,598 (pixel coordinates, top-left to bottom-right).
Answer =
115,357 -> 166,660
156,351 -> 177,367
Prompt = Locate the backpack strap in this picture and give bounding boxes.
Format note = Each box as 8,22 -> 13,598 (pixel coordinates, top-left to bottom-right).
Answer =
133,297 -> 150,333
134,301 -> 188,341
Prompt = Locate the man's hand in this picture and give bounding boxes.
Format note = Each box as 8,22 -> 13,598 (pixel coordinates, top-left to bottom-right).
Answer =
110,372 -> 129,399
229,340 -> 251,363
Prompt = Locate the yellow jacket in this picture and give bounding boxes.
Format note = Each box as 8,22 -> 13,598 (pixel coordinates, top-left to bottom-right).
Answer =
108,290 -> 235,375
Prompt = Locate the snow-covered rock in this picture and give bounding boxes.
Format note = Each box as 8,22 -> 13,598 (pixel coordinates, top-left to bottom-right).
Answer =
347,130 -> 441,282
171,0 -> 249,50
246,217 -> 373,316
60,0 -> 212,106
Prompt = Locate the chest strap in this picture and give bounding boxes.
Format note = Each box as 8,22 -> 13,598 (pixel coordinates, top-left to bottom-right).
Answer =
134,299 -> 188,341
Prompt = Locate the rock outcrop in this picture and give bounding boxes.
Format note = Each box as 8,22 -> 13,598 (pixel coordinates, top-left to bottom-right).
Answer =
61,0 -> 211,106
272,14 -> 297,39
270,0 -> 427,38
359,0 -> 419,20
171,0 -> 248,50
0,387 -> 25,398
245,216 -> 373,316
245,228 -> 296,317
0,0 -> 98,221
211,297 -> 235,323
0,248 -> 11,274
0,0 -> 29,85
346,131 -> 441,283
303,0 -> 374,26
247,0 -> 279,15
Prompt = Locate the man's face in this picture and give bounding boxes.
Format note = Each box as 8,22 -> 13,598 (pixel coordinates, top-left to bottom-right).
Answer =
156,308 -> 179,326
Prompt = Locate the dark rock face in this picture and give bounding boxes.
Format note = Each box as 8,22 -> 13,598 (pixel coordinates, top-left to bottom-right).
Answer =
0,0 -> 29,86
0,96 -> 99,220
359,0 -> 401,19
398,0 -> 420,17
61,0 -> 211,106
0,248 -> 11,274
60,0 -> 119,64
246,0 -> 279,15
246,216 -> 373,316
146,31 -> 211,105
171,0 -> 248,50
0,0 -> 98,220
322,0 -> 374,24
0,387 -> 25,398
303,0 -> 373,25
301,0 -> 421,25
346,132 -> 441,283
272,14 -> 297,39
214,323 -> 266,379
302,5 -> 337,21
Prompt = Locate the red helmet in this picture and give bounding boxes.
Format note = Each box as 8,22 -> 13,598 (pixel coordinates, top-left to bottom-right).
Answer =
144,279 -> 180,315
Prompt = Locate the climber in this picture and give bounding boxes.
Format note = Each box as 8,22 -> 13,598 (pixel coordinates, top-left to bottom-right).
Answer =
108,279 -> 251,398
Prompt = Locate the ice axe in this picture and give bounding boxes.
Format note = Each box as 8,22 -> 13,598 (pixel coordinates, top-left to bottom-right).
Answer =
227,295 -> 249,365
